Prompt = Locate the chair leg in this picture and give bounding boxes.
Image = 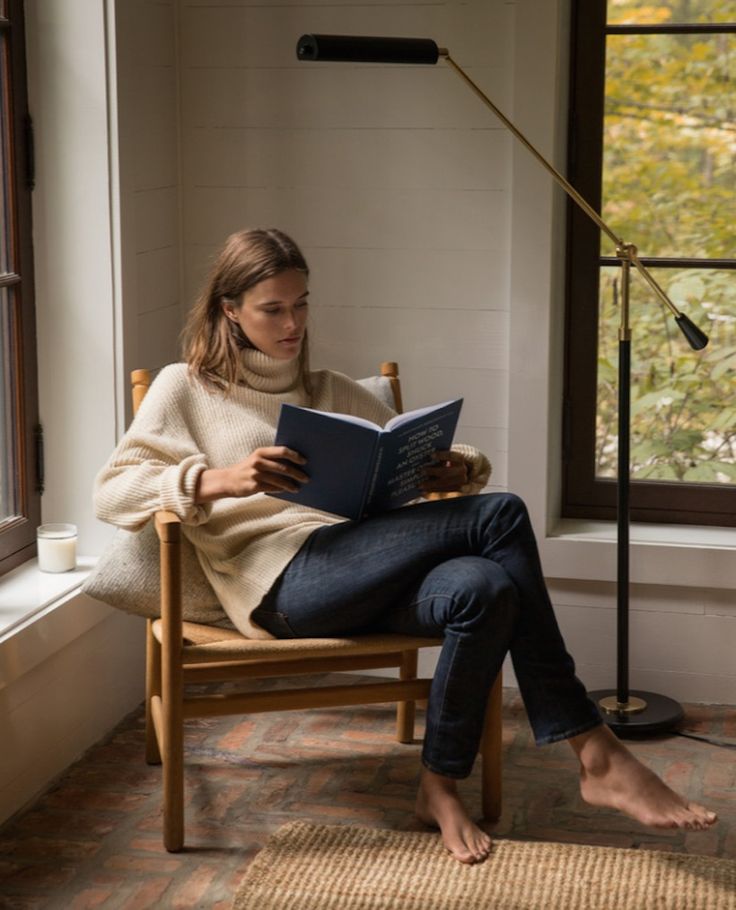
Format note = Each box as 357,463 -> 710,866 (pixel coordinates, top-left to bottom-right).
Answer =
162,681 -> 184,853
145,619 -> 162,765
160,538 -> 185,852
480,672 -> 503,821
396,649 -> 418,743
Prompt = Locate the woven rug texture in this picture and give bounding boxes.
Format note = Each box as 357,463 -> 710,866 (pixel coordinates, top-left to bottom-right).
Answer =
232,821 -> 736,910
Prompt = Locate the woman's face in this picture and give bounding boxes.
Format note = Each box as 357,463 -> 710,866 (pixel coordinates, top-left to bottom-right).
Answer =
224,268 -> 309,360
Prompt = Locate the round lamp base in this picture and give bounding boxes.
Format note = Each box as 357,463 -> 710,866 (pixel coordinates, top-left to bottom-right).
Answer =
588,689 -> 684,737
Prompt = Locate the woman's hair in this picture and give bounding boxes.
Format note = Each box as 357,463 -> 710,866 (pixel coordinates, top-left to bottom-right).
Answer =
182,228 -> 310,391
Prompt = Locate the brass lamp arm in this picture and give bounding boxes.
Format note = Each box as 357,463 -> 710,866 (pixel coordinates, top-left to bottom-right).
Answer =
442,51 -> 623,250
442,51 -> 701,336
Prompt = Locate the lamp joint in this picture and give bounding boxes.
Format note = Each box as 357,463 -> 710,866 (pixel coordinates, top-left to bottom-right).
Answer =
616,242 -> 638,262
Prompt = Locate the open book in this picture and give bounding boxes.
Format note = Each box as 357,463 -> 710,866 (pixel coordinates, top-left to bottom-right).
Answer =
270,398 -> 463,519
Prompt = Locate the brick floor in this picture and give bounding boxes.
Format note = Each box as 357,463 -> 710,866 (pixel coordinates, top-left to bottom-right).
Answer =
0,681 -> 733,909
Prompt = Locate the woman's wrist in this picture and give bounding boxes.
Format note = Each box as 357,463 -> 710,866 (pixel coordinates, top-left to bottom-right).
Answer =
195,467 -> 232,503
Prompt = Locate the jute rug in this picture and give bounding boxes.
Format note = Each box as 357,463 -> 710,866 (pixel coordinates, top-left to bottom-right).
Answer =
232,821 -> 736,910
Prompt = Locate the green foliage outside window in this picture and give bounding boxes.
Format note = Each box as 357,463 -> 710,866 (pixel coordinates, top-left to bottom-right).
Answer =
595,1 -> 736,483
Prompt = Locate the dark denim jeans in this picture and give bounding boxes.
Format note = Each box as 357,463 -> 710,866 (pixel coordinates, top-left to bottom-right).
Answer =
252,493 -> 602,778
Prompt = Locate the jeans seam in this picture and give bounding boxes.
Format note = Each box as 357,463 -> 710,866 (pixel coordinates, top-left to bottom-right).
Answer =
418,595 -> 466,777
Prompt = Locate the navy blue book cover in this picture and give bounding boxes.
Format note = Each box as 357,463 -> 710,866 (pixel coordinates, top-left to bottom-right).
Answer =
271,399 -> 463,519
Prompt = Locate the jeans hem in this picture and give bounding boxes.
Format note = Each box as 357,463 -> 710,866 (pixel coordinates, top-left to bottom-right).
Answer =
533,716 -> 603,748
420,756 -> 472,781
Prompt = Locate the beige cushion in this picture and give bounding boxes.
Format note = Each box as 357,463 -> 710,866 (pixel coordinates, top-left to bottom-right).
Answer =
82,522 -> 232,626
355,375 -> 395,409
82,375 -> 393,625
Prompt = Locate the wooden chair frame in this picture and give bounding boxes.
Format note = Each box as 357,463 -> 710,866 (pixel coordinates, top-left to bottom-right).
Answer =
132,363 -> 502,852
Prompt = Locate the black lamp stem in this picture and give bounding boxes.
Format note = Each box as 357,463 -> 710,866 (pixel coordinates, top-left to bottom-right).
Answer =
617,260 -> 632,706
618,336 -> 631,706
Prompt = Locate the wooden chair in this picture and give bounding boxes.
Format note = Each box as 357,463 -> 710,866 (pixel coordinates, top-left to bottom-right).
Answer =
131,362 -> 503,852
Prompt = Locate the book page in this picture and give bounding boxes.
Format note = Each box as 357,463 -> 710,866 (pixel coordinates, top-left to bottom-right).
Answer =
383,400 -> 459,433
298,407 -> 382,432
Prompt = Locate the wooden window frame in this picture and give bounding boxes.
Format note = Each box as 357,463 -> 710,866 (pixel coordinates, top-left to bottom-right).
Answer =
562,0 -> 736,527
0,0 -> 40,575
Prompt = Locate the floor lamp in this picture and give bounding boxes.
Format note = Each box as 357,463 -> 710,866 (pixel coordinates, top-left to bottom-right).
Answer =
296,34 -> 710,736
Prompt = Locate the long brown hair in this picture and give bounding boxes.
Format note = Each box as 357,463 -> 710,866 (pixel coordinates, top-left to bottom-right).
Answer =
182,228 -> 311,391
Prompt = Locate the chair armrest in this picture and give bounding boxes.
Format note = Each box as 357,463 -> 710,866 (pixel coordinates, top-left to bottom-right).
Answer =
153,510 -> 184,632
154,510 -> 182,543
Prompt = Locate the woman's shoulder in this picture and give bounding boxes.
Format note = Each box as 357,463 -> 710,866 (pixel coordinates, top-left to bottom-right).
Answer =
154,362 -> 189,383
152,362 -> 213,395
138,363 -> 212,415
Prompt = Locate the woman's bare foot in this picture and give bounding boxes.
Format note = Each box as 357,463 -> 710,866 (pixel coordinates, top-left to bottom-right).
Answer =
570,724 -> 718,830
416,768 -> 492,864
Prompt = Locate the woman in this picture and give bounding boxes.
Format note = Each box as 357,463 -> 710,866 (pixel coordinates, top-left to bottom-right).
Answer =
95,228 -> 716,864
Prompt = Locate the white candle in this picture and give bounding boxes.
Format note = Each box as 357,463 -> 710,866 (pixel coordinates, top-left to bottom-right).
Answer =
37,523 -> 77,573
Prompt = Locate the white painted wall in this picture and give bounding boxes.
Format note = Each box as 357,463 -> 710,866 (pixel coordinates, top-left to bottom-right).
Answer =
0,592 -> 144,823
115,0 -> 182,418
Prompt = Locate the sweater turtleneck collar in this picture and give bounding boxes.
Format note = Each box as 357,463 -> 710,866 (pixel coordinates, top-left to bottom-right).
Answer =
238,347 -> 303,394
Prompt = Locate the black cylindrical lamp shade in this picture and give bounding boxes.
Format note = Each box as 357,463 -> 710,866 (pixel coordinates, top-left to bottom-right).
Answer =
296,34 -> 440,65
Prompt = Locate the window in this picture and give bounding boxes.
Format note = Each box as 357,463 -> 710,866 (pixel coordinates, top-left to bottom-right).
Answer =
0,0 -> 39,574
564,0 -> 736,526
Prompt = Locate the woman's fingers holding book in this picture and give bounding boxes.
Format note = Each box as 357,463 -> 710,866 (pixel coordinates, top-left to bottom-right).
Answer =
421,451 -> 470,493
229,447 -> 309,496
261,447 -> 310,492
266,446 -> 307,469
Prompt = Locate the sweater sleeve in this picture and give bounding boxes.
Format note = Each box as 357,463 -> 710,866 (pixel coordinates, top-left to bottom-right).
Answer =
451,443 -> 492,494
94,366 -> 212,530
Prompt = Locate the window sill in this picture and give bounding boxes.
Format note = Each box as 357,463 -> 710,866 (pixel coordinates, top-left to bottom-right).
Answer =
541,519 -> 736,589
0,557 -> 96,642
0,557 -> 121,692
552,518 -> 736,549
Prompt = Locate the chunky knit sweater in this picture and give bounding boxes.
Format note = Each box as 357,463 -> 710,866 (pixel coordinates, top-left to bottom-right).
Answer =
94,350 -> 491,638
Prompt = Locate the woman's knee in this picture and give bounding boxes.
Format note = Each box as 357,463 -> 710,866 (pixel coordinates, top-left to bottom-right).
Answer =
484,491 -> 529,520
473,492 -> 534,545
438,557 -> 519,631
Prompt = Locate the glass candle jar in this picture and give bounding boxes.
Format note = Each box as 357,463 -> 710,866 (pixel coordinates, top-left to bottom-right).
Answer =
37,523 -> 77,573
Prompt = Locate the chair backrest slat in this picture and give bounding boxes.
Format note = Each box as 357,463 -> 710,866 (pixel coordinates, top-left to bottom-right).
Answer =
380,361 -> 403,413
131,369 -> 152,416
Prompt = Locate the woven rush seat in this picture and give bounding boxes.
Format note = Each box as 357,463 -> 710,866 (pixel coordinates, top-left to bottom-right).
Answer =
156,619 -> 443,663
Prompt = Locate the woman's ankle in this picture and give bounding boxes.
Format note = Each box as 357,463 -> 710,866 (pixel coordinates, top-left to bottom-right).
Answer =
568,722 -> 626,773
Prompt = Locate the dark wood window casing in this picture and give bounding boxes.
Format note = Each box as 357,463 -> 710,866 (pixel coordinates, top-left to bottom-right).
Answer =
0,0 -> 40,575
563,1 -> 736,527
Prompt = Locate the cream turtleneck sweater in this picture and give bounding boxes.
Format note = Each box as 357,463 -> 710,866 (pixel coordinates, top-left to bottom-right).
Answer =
94,350 -> 491,638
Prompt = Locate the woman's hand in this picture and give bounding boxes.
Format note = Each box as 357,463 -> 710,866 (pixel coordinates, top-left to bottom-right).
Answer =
420,450 -> 470,494
195,447 -> 309,503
